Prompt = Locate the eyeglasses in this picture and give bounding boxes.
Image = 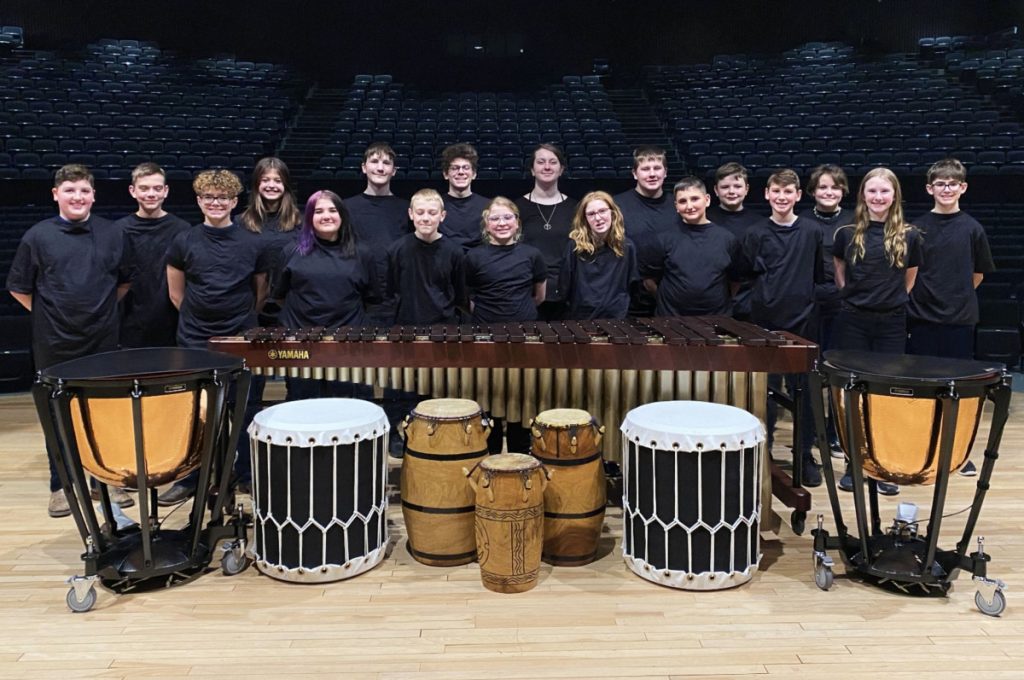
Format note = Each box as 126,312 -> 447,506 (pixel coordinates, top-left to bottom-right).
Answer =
487,214 -> 517,223
199,194 -> 235,204
929,181 -> 962,191
585,207 -> 611,219
448,164 -> 473,172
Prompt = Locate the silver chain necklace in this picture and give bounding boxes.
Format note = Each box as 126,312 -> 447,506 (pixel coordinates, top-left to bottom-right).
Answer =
531,191 -> 561,230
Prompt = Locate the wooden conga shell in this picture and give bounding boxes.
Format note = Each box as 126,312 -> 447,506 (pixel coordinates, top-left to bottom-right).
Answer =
469,453 -> 547,593
530,409 -> 606,566
401,399 -> 490,566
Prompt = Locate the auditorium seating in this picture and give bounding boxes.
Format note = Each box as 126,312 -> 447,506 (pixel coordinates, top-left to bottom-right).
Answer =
0,39 -> 305,178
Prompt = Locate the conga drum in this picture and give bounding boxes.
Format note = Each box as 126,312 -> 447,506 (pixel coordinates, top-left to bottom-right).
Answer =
249,398 -> 390,583
468,453 -> 548,593
400,398 -> 490,566
620,401 -> 765,590
530,408 -> 606,565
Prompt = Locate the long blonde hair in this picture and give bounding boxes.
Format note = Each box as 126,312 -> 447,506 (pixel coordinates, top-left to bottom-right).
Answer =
570,191 -> 626,257
848,167 -> 911,268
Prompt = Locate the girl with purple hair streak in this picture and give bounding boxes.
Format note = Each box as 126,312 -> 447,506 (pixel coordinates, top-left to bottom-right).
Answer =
273,190 -> 380,400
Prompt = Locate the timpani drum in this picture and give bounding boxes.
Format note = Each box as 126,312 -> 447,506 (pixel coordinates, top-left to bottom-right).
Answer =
248,398 -> 390,583
530,408 -> 606,566
621,401 -> 765,590
822,351 -> 1001,485
809,351 -> 1012,611
400,398 -> 491,566
32,348 -> 251,609
468,453 -> 548,593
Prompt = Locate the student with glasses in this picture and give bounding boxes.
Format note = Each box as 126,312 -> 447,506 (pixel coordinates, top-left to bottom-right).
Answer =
464,196 -> 546,453
906,158 -> 995,477
558,191 -> 638,320
439,143 -> 490,251
161,169 -> 271,504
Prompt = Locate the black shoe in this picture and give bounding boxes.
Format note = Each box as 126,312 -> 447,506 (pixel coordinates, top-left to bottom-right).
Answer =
234,480 -> 252,496
959,460 -> 978,477
389,436 -> 405,459
828,437 -> 842,453
875,480 -> 900,496
801,462 -> 823,487
838,471 -> 854,492
157,482 -> 196,506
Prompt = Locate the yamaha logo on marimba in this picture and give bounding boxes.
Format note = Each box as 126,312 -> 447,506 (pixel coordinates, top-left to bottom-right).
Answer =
267,349 -> 309,360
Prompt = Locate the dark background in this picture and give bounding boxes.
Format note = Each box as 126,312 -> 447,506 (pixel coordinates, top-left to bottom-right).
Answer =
4,0 -> 1023,89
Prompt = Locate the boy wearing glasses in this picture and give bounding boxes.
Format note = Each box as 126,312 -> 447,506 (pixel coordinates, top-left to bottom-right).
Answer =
439,143 -> 490,251
7,163 -> 134,517
641,177 -> 739,316
907,158 -> 995,476
161,169 -> 270,504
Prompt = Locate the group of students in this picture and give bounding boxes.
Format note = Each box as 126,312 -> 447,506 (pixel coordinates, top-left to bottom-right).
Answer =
7,140 -> 994,517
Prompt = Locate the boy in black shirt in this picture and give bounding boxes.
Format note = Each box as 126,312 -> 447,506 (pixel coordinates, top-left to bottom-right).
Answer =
7,164 -> 134,516
346,142 -> 411,326
614,146 -> 678,316
160,169 -> 269,504
641,177 -> 738,316
737,168 -> 824,487
116,162 -> 190,348
907,158 -> 995,476
439,143 -> 490,251
388,189 -> 467,324
708,163 -> 763,320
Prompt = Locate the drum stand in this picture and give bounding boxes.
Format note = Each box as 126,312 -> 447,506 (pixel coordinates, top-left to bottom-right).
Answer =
767,376 -> 812,535
808,365 -> 1012,616
34,370 -> 253,612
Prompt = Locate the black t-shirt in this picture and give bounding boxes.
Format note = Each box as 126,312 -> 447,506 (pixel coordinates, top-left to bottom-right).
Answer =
737,216 -> 824,333
464,242 -> 547,323
558,239 -> 638,320
800,208 -> 846,309
514,195 -> 578,302
387,233 -> 467,325
642,220 -> 739,316
166,222 -> 271,348
706,205 -> 765,241
832,221 -> 923,312
274,239 -> 377,329
614,189 -> 678,266
440,193 -> 490,251
6,215 -> 131,369
908,211 -> 995,325
345,193 -> 411,289
115,212 -> 190,347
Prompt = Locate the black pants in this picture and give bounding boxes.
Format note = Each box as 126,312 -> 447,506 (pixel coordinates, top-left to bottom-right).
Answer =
835,305 -> 907,353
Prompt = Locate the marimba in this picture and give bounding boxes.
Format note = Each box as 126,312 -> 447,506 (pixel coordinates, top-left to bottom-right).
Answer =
210,316 -> 815,464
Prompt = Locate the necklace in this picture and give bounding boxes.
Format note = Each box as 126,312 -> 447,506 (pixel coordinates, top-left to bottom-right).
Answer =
531,190 -> 561,230
812,206 -> 841,221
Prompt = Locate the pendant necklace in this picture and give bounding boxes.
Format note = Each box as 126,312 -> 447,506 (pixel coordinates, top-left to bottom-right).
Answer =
532,191 -> 560,230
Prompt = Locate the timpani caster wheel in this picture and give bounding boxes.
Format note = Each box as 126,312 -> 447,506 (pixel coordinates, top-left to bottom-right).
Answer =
221,540 -> 251,576
65,584 -> 97,613
814,559 -> 834,591
975,588 -> 1006,617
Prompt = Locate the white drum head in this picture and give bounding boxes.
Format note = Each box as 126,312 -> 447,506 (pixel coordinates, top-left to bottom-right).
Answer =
249,398 -> 389,446
620,401 -> 764,451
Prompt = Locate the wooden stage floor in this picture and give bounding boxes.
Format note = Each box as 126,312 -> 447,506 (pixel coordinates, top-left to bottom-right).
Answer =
0,379 -> 1022,679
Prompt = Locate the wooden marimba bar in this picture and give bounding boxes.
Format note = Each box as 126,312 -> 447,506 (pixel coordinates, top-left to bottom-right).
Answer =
210,316 -> 817,465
